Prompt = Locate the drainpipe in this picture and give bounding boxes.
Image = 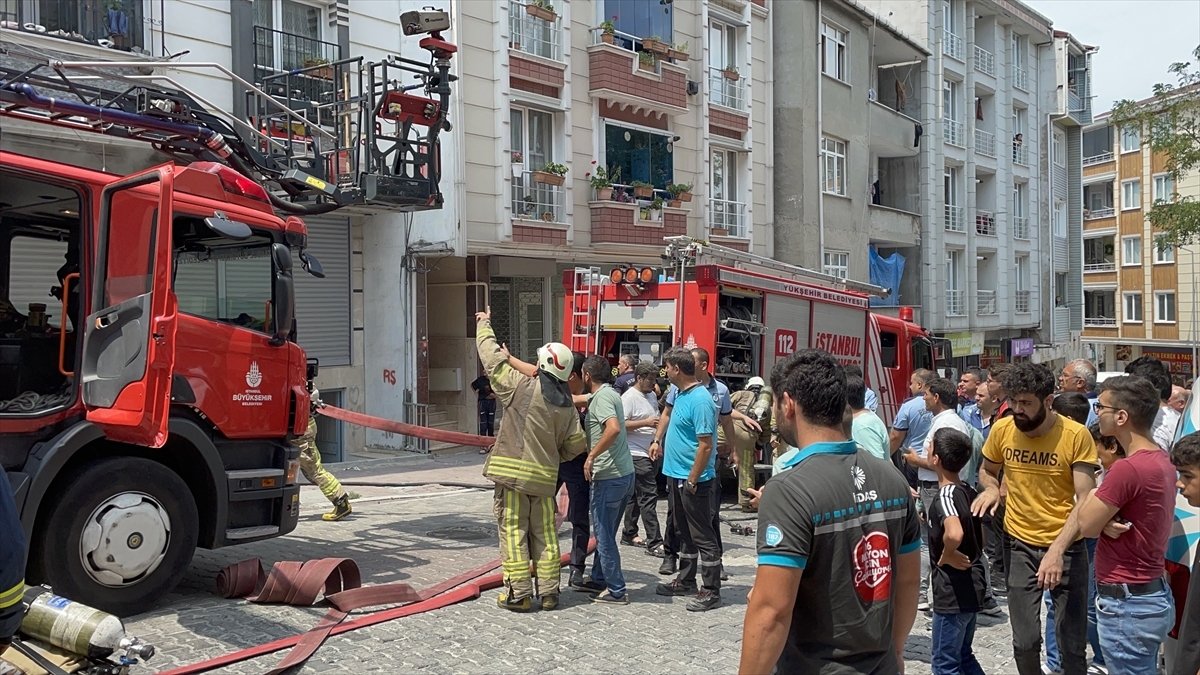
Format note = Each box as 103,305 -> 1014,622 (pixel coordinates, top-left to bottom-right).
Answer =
816,0 -> 825,271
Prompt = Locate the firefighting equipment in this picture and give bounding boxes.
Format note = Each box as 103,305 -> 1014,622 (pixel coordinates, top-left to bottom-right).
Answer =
493,487 -> 561,601
536,342 -> 574,382
19,587 -> 154,662
294,417 -> 350,520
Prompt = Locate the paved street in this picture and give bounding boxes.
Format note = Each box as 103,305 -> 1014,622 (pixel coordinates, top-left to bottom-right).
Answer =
124,454 -> 1027,674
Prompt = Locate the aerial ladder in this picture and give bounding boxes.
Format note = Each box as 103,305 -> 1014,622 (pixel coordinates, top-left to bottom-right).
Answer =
0,9 -> 457,215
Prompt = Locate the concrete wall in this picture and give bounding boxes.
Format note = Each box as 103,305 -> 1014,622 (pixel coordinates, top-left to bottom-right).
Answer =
772,0 -> 820,271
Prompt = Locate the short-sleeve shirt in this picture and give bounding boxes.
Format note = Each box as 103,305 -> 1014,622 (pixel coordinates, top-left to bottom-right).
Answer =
470,375 -> 493,401
893,395 -> 933,453
662,383 -> 719,482
613,371 -> 636,395
851,412 -> 891,461
928,483 -> 986,614
1093,448 -> 1178,584
666,377 -> 732,444
922,409 -> 972,483
756,441 -> 922,674
1153,405 -> 1181,451
981,415 -> 1099,547
585,384 -> 634,481
621,387 -> 658,458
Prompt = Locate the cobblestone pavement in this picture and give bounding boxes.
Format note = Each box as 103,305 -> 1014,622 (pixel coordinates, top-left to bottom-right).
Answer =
123,456 -> 1031,674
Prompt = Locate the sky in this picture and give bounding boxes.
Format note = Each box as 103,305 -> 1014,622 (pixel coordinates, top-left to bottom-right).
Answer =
1021,0 -> 1200,112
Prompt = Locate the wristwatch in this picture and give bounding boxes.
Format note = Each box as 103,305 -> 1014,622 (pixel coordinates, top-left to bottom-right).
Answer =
686,480 -> 698,492
650,439 -> 660,446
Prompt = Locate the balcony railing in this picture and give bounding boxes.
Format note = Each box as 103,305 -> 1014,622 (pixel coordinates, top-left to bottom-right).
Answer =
944,118 -> 964,147
1085,207 -> 1115,220
1084,261 -> 1117,272
511,170 -> 565,223
0,0 -> 145,51
1085,316 -> 1118,327
975,210 -> 996,236
509,0 -> 563,61
946,289 -> 965,316
1013,216 -> 1029,240
975,129 -> 996,157
1013,144 -> 1029,166
977,290 -> 997,315
1016,290 -> 1031,313
974,45 -> 995,76
943,31 -> 964,61
708,66 -> 746,111
253,26 -> 342,124
1013,66 -> 1029,92
710,198 -> 747,238
945,204 -> 965,232
1083,152 -> 1114,166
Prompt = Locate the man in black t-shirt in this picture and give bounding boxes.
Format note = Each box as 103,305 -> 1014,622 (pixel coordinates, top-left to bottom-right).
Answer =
739,350 -> 922,675
471,373 -> 497,439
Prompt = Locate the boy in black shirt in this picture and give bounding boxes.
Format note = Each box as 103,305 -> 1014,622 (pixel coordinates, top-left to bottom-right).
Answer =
927,427 -> 987,675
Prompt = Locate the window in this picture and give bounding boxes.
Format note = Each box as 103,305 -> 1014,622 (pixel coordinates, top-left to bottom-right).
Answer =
512,107 -> 554,174
1054,200 -> 1066,237
1154,234 -> 1175,264
1053,130 -> 1065,166
708,20 -> 744,109
821,22 -> 848,81
604,123 -> 673,189
254,0 -> 330,73
1122,293 -> 1142,322
606,0 -> 672,43
711,148 -> 746,237
1122,179 -> 1141,211
821,137 -> 847,196
1155,292 -> 1176,323
1122,235 -> 1142,266
1011,35 -> 1026,69
946,249 -> 961,290
1016,255 -> 1029,290
1012,182 -> 1027,217
943,0 -> 958,34
1055,273 -> 1067,306
1085,290 -> 1116,322
174,226 -> 275,333
943,79 -> 960,121
823,251 -> 849,279
1121,125 -> 1140,153
1085,181 -> 1114,212
1154,174 -> 1176,202
1083,126 -> 1113,159
1013,107 -> 1027,137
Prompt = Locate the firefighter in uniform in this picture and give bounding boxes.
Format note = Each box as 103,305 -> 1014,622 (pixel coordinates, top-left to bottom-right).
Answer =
1,468 -> 27,661
475,307 -> 586,612
297,389 -> 351,521
729,377 -> 773,511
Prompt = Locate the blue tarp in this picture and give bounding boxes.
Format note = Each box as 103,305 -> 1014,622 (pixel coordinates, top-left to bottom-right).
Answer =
868,246 -> 905,307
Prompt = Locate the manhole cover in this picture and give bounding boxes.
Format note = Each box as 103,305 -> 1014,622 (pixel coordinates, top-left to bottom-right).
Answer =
426,525 -> 495,541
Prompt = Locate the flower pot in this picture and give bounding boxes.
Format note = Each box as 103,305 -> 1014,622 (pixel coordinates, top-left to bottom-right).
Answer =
525,4 -> 557,21
642,39 -> 669,55
596,187 -> 614,201
633,186 -> 654,198
532,170 -> 565,186
600,32 -> 615,44
668,49 -> 688,62
511,163 -> 522,177
541,212 -> 555,222
677,191 -> 693,202
511,41 -> 521,51
710,227 -> 729,237
668,199 -> 682,208
638,59 -> 655,72
722,69 -> 740,81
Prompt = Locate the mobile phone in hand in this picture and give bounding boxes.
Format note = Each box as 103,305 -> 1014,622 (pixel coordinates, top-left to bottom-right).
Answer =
740,488 -> 755,498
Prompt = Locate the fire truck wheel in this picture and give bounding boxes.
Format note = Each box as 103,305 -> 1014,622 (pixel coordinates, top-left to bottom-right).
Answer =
39,456 -> 199,617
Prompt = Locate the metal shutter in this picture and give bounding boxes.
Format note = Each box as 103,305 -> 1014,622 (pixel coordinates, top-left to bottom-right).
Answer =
8,237 -> 67,327
293,215 -> 351,367
763,293 -> 810,374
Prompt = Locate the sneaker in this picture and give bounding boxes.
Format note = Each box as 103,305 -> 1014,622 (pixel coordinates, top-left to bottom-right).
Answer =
497,592 -> 532,612
720,564 -> 730,581
322,495 -> 352,521
645,545 -> 666,559
571,577 -> 605,593
1041,665 -> 1062,675
620,536 -> 638,547
1086,666 -> 1107,675
568,569 -> 586,589
540,594 -> 559,611
686,589 -> 722,612
917,600 -> 930,612
659,556 -> 678,576
980,595 -> 1003,616
590,590 -> 629,605
656,579 -> 698,596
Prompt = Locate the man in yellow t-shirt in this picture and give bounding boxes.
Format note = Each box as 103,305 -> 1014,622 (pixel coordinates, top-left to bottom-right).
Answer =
971,362 -> 1098,675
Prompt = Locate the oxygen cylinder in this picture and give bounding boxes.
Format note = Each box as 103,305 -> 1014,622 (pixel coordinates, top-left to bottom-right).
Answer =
19,587 -> 126,659
750,386 -> 773,422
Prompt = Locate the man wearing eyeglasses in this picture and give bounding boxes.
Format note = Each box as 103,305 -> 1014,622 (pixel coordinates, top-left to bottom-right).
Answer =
1058,359 -> 1099,427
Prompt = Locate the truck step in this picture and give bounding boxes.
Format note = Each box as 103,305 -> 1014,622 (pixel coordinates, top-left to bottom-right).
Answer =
225,525 -> 281,540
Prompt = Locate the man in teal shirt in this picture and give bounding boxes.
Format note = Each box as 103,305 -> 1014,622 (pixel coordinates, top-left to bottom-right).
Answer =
577,355 -> 635,604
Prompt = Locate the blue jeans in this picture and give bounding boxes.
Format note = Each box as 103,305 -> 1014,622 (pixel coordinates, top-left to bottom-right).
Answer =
1045,537 -> 1103,671
931,612 -> 986,675
1096,586 -> 1174,675
589,472 -> 634,597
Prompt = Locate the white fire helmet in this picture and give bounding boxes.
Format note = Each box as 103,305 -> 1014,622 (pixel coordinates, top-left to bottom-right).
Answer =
747,376 -> 765,389
537,342 -> 574,382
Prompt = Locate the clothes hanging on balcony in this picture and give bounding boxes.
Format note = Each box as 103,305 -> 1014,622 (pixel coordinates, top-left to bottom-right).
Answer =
914,122 -> 923,148
106,9 -> 129,37
975,97 -> 983,121
868,246 -> 905,307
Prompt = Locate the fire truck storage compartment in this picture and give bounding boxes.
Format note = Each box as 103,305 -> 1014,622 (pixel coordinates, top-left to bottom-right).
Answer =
763,293 -> 811,375
0,171 -> 83,413
599,299 -> 674,363
715,290 -> 762,388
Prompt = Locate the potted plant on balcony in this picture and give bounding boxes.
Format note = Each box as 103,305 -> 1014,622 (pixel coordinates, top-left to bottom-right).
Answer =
668,42 -> 689,62
599,16 -> 616,44
666,182 -> 693,206
586,162 -> 619,201
721,64 -> 740,81
640,197 -> 664,221
520,194 -> 537,217
303,56 -> 333,80
638,51 -> 656,72
710,224 -> 729,237
641,35 -> 669,55
532,162 -> 568,186
526,0 -> 556,23
630,180 -> 654,199
511,151 -> 523,177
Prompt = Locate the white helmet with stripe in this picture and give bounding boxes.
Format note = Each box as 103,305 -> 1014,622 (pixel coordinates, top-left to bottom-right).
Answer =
537,342 -> 574,382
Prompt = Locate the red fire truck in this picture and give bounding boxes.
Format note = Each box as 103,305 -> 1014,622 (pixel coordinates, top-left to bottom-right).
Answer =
563,237 -> 946,426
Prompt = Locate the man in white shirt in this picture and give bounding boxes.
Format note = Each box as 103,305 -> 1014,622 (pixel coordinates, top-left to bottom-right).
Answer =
1125,356 -> 1180,450
903,376 -> 971,611
620,362 -> 664,556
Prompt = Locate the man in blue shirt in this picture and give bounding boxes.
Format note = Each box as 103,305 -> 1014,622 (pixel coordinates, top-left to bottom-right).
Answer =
650,346 -> 722,612
1058,359 -> 1099,427
889,368 -> 934,607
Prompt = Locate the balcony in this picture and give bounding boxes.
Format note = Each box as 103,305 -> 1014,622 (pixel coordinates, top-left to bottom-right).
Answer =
1016,290 -> 1031,313
946,289 -> 965,316
710,198 -> 747,238
945,205 -> 965,232
944,118 -> 964,147
1085,207 -> 1115,220
977,290 -> 998,315
1013,66 -> 1029,92
869,204 -> 921,247
975,129 -> 996,158
973,45 -> 995,77
512,170 -> 565,224
1083,152 -> 1114,167
589,34 -> 689,117
0,0 -> 145,52
509,0 -> 563,61
1085,316 -> 1118,327
943,31 -> 964,61
1013,144 -> 1030,166
975,211 -> 996,236
1084,262 -> 1116,272
1013,216 -> 1029,240
870,101 -> 921,158
591,200 -> 687,246
253,26 -> 341,124
708,66 -> 746,111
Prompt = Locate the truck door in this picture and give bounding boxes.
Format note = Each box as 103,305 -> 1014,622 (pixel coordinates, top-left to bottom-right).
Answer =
80,165 -> 177,448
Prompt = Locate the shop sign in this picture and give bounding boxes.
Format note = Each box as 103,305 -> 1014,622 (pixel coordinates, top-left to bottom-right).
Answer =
1010,338 -> 1035,358
1142,348 -> 1195,377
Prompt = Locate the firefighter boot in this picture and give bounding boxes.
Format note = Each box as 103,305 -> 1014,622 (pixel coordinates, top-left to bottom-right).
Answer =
323,494 -> 352,521
497,588 -> 533,613
541,594 -> 559,611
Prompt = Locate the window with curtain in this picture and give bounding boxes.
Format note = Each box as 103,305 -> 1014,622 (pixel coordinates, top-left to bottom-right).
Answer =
604,124 -> 673,189
511,107 -> 554,172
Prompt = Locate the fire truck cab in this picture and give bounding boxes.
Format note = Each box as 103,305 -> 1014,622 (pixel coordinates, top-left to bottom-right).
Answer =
564,237 -> 943,425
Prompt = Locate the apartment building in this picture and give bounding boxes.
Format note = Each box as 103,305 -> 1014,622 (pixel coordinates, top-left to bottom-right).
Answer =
772,0 -> 928,298
1082,103 -> 1194,379
867,0 -> 1090,372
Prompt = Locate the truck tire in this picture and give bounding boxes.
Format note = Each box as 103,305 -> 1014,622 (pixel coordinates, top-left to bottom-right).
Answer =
38,456 -> 199,617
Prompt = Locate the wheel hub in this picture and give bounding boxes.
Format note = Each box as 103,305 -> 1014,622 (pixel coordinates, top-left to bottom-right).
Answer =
79,492 -> 171,587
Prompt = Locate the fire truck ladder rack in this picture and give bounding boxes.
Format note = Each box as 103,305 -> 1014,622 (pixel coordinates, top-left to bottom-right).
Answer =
570,266 -> 603,355
662,236 -> 891,299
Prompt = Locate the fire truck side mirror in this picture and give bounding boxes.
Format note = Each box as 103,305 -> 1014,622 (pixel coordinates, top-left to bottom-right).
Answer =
271,243 -> 295,344
300,251 -> 325,279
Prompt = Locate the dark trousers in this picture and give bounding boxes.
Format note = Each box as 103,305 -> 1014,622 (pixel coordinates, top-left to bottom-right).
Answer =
711,466 -> 724,555
1003,535 -> 1089,675
984,503 -> 1006,588
622,456 -> 663,551
557,454 -> 591,573
668,478 -> 722,591
478,398 -> 496,436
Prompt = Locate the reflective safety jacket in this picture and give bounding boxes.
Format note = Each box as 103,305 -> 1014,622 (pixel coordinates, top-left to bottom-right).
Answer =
477,319 -> 586,497
0,469 -> 26,647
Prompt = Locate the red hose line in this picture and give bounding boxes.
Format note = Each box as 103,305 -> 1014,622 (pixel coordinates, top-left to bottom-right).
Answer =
317,404 -> 495,448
